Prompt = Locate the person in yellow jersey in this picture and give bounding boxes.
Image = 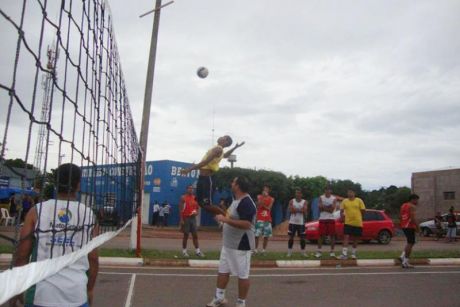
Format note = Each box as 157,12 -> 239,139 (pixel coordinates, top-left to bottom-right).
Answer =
181,135 -> 245,215
339,189 -> 366,260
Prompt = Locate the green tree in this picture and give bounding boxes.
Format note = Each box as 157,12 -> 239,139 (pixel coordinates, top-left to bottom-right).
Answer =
3,158 -> 34,169
213,167 -> 290,204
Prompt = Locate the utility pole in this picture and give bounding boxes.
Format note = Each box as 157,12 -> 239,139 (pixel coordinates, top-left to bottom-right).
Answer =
134,0 -> 174,257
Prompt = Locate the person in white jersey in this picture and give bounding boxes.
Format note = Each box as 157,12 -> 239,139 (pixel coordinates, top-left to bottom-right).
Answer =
206,176 -> 256,307
315,187 -> 338,258
10,163 -> 98,307
287,189 -> 308,257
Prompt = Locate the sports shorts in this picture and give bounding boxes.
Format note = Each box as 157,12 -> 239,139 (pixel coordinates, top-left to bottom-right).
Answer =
255,221 -> 272,237
218,246 -> 252,279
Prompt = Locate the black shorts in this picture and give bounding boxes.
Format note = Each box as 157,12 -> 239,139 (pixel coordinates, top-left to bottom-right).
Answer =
344,224 -> 363,237
288,224 -> 305,238
403,228 -> 416,244
196,175 -> 213,207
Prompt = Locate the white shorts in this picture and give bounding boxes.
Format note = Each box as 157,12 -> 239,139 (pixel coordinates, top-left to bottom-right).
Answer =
218,247 -> 252,279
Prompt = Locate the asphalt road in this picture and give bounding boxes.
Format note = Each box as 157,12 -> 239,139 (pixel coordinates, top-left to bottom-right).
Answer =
94,266 -> 460,307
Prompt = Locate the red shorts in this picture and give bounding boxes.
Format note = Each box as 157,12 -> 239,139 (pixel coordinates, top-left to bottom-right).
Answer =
319,219 -> 336,236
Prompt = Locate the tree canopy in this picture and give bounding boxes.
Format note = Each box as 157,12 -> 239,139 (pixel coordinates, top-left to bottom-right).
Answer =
213,167 -> 410,217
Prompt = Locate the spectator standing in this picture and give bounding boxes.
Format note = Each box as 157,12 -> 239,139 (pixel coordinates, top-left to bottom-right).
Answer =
339,189 -> 366,260
159,205 -> 165,228
316,187 -> 337,258
287,189 -> 308,257
152,201 -> 160,226
446,207 -> 457,243
399,194 -> 420,268
179,185 -> 204,258
434,212 -> 444,241
254,185 -> 274,255
162,201 -> 171,227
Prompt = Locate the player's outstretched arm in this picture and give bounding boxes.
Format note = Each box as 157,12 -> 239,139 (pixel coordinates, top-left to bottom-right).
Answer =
223,141 -> 245,158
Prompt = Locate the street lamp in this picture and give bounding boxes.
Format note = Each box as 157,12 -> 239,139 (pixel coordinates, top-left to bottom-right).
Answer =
228,155 -> 237,168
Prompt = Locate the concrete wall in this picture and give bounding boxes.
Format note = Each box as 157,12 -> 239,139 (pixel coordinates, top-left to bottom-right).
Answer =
412,168 -> 460,220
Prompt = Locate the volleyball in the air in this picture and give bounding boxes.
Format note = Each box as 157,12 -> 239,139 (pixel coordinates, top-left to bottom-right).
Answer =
197,67 -> 209,78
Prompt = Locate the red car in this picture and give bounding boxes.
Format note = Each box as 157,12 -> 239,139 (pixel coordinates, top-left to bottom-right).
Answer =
305,209 -> 395,244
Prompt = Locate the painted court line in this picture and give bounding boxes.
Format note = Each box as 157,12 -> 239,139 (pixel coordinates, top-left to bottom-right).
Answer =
99,265 -> 460,271
101,270 -> 460,278
124,273 -> 136,307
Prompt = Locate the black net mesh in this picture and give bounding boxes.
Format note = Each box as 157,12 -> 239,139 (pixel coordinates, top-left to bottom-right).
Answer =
0,0 -> 141,258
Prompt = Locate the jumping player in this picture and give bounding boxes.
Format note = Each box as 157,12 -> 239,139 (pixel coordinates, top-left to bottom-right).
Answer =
181,135 -> 244,215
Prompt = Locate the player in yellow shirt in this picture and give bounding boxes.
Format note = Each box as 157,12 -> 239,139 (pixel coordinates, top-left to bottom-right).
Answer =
339,189 -> 366,260
181,135 -> 244,215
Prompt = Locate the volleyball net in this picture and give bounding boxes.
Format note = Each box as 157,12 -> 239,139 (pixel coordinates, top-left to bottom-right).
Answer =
0,0 -> 142,303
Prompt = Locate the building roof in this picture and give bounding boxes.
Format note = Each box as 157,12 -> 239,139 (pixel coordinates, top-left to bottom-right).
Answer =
412,168 -> 460,176
0,162 -> 38,180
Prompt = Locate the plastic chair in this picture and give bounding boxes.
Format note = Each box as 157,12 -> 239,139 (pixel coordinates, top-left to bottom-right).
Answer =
0,208 -> 14,226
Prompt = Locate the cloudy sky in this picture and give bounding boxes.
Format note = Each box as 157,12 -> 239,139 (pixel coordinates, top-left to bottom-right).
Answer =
1,0 -> 460,190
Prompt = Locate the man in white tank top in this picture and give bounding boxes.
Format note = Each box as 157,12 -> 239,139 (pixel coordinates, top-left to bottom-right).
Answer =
10,163 -> 98,307
315,187 -> 338,259
287,189 -> 308,257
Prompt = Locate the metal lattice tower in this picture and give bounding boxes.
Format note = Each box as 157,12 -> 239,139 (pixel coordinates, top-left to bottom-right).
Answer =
33,45 -> 58,173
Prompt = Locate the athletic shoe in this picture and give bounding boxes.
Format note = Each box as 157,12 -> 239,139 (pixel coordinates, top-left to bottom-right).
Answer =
196,251 -> 205,258
286,251 -> 292,258
351,254 -> 357,260
253,249 -> 259,255
314,252 -> 322,259
261,250 -> 266,256
329,252 -> 336,258
206,298 -> 228,307
235,301 -> 246,307
182,251 -> 190,258
339,254 -> 348,260
401,262 -> 414,269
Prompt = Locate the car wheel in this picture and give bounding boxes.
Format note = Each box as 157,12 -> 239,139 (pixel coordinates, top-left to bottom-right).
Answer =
422,228 -> 431,237
377,230 -> 392,244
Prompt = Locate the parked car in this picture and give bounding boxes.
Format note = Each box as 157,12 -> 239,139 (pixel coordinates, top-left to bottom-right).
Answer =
305,209 -> 395,244
419,212 -> 460,237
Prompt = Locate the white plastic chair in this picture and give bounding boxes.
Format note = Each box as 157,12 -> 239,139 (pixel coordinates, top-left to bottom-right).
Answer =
0,208 -> 14,226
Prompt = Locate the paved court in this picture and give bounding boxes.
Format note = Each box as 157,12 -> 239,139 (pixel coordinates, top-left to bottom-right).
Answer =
94,266 -> 460,307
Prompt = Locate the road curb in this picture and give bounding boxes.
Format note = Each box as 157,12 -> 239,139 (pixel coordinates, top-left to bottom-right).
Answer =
99,257 -> 143,266
429,258 -> 460,265
276,260 -> 321,268
356,259 -> 396,266
189,260 -> 219,268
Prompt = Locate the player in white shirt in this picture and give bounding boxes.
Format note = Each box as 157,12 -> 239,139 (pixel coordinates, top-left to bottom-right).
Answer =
287,189 -> 308,257
315,187 -> 338,258
10,163 -> 98,307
